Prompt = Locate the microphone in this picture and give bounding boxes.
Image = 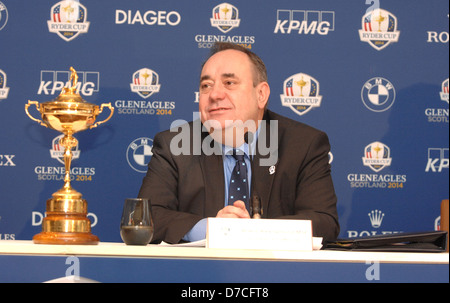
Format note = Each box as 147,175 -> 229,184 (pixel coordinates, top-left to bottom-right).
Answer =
244,131 -> 262,219
251,196 -> 262,219
243,131 -> 253,147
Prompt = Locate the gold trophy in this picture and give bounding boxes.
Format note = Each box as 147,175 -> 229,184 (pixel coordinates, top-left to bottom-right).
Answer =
374,10 -> 385,32
25,67 -> 114,245
295,76 -> 308,97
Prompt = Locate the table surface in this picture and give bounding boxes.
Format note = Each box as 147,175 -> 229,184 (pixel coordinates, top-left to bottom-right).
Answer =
1,240 -> 448,283
1,240 -> 448,264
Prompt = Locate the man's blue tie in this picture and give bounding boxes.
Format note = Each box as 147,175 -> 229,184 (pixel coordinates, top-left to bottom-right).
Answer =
228,150 -> 249,208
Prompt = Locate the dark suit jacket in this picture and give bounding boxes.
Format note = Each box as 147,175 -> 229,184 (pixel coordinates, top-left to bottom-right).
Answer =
138,110 -> 339,244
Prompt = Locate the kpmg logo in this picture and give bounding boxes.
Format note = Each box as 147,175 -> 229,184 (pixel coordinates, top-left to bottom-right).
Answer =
130,68 -> 161,99
48,0 -> 90,42
440,78 -> 449,104
280,73 -> 323,116
425,148 -> 449,173
362,142 -> 392,173
274,9 -> 335,35
0,69 -> 10,100
50,134 -> 80,164
38,69 -> 100,96
359,8 -> 400,51
0,1 -> 8,31
127,137 -> 153,173
210,3 -> 240,33
361,77 -> 396,112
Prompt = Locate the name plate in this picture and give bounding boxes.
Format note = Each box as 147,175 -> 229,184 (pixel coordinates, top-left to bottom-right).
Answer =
206,218 -> 313,251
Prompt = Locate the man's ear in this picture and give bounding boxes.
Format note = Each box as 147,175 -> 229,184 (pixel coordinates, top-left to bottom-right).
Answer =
256,82 -> 270,109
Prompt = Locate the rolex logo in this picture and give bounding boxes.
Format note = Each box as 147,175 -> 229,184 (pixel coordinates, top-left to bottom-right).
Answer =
368,210 -> 384,228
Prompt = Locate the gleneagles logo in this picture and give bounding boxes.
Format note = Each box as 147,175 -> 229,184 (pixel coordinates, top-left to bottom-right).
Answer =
35,134 -> 95,181
347,142 -> 407,189
195,3 -> 254,49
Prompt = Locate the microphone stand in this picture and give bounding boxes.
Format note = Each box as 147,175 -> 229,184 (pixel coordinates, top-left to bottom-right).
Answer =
245,132 -> 262,219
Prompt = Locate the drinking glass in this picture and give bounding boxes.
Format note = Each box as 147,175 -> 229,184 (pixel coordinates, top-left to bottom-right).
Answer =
120,198 -> 154,245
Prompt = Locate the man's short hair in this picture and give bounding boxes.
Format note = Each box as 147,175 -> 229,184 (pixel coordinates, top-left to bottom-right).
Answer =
202,42 -> 268,87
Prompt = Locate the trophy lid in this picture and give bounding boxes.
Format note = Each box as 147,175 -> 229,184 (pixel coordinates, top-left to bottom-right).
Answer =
41,67 -> 98,111
25,66 -> 113,135
54,88 -> 87,103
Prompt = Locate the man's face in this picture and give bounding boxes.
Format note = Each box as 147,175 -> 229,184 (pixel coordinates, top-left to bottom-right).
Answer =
199,50 -> 268,138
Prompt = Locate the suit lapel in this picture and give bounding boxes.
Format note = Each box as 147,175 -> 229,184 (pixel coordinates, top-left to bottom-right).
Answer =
253,115 -> 279,218
199,132 -> 225,217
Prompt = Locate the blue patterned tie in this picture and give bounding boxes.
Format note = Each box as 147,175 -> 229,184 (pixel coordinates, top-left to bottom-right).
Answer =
228,150 -> 249,208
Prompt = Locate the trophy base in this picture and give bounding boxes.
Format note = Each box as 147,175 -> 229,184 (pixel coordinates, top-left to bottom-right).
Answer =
32,186 -> 99,245
33,232 -> 99,245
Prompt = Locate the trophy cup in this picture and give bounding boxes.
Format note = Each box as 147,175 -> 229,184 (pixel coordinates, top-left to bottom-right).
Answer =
25,67 -> 114,245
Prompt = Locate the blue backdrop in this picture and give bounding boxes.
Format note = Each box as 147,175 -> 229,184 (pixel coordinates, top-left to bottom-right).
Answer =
0,0 -> 448,242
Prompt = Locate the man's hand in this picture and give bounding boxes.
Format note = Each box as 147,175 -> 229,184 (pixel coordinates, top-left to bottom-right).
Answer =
216,200 -> 250,219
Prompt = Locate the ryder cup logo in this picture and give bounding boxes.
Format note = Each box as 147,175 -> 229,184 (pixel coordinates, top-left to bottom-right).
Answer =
127,137 -> 153,173
280,73 -> 323,116
359,8 -> 400,51
0,1 -> 8,31
362,142 -> 392,173
48,0 -> 90,42
130,68 -> 161,99
0,69 -> 10,100
440,78 -> 449,104
50,134 -> 80,164
211,3 -> 240,33
361,77 -> 396,112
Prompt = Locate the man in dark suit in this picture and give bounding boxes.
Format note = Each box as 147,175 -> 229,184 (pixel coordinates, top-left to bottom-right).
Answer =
138,42 -> 339,244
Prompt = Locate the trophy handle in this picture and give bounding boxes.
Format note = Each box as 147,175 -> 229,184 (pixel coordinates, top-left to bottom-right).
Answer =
25,101 -> 48,128
90,103 -> 114,129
